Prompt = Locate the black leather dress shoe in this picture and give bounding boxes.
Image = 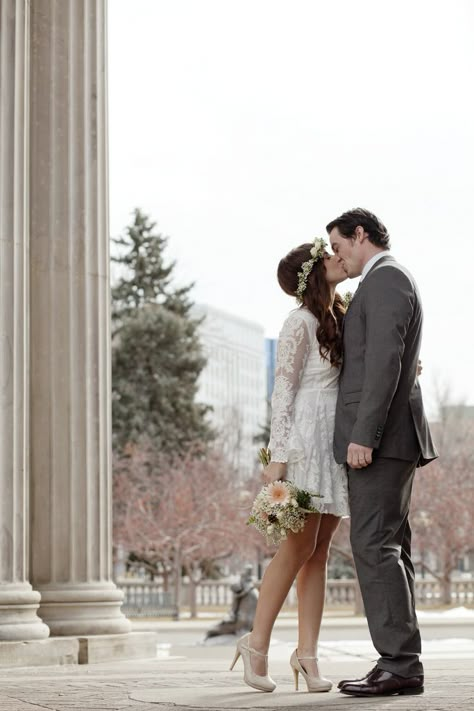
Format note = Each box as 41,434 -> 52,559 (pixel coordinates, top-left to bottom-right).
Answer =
340,668 -> 424,696
337,665 -> 378,689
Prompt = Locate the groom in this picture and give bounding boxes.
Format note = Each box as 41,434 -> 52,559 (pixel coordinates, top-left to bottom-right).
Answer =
327,208 -> 438,697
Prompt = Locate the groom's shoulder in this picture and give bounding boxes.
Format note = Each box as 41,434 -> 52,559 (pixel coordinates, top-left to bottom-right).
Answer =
368,257 -> 417,292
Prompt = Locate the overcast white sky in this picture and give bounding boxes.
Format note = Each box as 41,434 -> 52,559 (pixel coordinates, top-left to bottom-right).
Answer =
108,0 -> 474,413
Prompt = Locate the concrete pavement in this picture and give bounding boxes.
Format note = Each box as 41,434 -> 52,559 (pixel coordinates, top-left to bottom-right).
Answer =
0,612 -> 472,710
0,651 -> 472,710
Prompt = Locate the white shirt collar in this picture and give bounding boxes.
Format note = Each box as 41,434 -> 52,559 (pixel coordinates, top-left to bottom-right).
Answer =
360,251 -> 390,281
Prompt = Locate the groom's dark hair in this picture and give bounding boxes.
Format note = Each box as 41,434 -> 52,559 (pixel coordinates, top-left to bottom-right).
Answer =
326,208 -> 391,249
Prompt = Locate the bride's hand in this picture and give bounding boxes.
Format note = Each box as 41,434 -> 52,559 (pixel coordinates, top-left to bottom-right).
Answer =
417,359 -> 423,376
262,461 -> 287,484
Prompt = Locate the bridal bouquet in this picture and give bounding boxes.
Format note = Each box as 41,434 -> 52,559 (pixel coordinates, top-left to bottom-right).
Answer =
247,448 -> 321,545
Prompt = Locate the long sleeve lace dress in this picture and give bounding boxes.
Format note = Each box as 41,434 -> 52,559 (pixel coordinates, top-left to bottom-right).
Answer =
268,307 -> 349,517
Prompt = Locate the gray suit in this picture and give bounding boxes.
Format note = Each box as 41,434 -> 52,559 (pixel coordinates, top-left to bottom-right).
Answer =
334,254 -> 438,677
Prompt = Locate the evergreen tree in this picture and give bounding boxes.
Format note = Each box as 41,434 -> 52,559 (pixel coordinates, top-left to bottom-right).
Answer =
111,209 -> 214,453
112,209 -> 193,322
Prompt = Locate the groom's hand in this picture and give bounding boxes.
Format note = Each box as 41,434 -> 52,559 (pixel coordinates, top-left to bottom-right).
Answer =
347,443 -> 373,469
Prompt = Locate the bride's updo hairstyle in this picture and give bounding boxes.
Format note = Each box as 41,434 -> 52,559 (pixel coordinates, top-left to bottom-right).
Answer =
277,244 -> 345,368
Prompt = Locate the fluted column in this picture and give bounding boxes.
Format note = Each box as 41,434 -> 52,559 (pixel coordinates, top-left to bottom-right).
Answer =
29,0 -> 130,635
0,0 -> 49,641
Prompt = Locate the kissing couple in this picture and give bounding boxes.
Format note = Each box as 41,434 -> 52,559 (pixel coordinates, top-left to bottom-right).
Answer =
231,207 -> 438,697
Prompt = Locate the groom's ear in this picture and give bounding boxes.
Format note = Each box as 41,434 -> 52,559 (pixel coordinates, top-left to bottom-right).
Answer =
354,225 -> 366,243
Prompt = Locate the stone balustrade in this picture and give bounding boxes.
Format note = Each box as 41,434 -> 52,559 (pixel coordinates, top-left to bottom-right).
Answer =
117,577 -> 474,616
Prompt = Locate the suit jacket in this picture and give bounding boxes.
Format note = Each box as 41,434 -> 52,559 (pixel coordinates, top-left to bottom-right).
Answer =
334,254 -> 438,467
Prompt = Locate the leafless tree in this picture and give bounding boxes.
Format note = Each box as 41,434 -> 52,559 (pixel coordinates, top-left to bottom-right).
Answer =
113,441 -> 250,617
411,397 -> 474,603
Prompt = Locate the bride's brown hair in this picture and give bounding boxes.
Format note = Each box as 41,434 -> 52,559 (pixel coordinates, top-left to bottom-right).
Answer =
277,244 -> 345,368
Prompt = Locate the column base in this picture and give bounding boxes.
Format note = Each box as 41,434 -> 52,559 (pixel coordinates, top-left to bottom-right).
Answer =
37,582 -> 132,636
0,637 -> 78,666
0,584 -> 50,641
0,632 -> 158,667
78,631 -> 158,664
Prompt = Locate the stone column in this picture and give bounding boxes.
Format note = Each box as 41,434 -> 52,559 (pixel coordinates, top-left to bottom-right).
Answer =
0,0 -> 49,641
29,0 -> 130,636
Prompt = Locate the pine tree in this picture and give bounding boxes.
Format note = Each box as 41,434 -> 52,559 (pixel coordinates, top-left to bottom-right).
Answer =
111,209 -> 214,453
112,209 -> 193,322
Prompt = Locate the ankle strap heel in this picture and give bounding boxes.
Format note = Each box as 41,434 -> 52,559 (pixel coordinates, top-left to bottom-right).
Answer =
230,633 -> 276,693
290,649 -> 332,693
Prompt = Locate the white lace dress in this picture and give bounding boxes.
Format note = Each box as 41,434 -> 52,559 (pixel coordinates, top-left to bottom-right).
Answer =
268,307 -> 349,517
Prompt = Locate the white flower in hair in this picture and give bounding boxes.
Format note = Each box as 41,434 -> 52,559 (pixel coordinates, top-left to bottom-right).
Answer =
310,238 -> 325,259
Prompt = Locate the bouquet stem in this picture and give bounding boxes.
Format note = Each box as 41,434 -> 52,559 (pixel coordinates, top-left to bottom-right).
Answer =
258,447 -> 271,467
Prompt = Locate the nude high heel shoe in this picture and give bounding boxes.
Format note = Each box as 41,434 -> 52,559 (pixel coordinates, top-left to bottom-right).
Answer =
229,632 -> 276,692
290,649 -> 332,692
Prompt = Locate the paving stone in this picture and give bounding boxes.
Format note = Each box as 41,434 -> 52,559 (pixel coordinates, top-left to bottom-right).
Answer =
0,652 -> 471,710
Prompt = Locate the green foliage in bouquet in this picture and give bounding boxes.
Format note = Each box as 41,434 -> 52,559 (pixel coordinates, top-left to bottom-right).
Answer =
294,487 -> 315,511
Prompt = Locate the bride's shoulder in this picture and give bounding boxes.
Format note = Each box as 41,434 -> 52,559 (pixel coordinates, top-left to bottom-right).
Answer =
286,307 -> 317,324
280,307 -> 317,333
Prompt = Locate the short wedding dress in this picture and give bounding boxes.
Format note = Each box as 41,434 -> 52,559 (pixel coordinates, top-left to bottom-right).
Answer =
269,307 -> 349,517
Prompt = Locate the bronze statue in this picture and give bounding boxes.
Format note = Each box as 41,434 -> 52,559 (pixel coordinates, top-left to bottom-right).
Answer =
205,565 -> 258,639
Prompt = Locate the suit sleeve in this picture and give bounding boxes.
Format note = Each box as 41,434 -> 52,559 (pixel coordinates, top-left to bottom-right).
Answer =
350,268 -> 415,448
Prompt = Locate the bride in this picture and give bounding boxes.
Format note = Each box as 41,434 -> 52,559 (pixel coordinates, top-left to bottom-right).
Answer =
230,238 -> 349,692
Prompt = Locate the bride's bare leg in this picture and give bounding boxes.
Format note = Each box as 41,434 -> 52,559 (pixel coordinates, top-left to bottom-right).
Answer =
296,514 -> 341,676
249,513 -> 321,675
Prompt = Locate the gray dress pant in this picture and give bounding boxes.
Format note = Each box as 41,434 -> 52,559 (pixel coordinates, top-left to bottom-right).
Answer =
348,456 -> 423,677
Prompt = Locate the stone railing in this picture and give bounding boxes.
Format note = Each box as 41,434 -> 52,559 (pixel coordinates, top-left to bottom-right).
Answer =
416,578 -> 474,605
193,581 -> 234,607
117,577 -> 474,616
119,580 -> 179,618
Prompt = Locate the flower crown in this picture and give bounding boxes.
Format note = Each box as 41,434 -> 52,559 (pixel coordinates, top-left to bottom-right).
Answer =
295,238 -> 327,303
